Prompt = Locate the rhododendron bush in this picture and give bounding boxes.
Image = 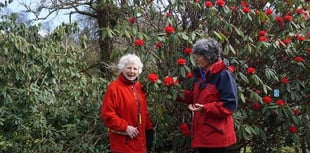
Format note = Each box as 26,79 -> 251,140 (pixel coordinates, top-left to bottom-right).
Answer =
111,0 -> 309,152
1,0 -> 309,152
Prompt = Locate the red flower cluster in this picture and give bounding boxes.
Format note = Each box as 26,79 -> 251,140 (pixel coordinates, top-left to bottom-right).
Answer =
288,125 -> 298,133
280,77 -> 289,84
294,56 -> 304,62
296,35 -> 305,41
216,0 -> 225,7
275,16 -> 283,23
307,47 -> 310,53
184,48 -> 193,54
276,99 -> 285,106
292,108 -> 300,116
186,72 -> 193,78
258,36 -> 267,42
155,42 -> 163,48
282,38 -> 291,45
284,15 -> 293,22
258,30 -> 267,36
179,123 -> 191,136
240,1 -> 248,7
242,7 -> 251,13
251,103 -> 261,110
265,8 -> 273,15
177,58 -> 186,65
129,17 -> 137,24
205,1 -> 213,7
148,73 -> 159,83
134,39 -> 144,46
246,67 -> 256,74
295,8 -> 304,14
163,76 -> 175,86
262,96 -> 272,104
165,25 -> 175,34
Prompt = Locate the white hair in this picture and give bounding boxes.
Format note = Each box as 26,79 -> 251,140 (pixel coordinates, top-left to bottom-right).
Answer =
117,54 -> 143,74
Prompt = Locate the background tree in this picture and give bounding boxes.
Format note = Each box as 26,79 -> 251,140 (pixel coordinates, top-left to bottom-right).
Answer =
1,0 -> 309,153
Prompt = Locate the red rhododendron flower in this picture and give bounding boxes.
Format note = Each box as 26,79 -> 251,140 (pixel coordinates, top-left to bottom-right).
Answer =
163,76 -> 175,86
288,125 -> 298,133
275,16 -> 283,22
262,96 -> 272,104
184,48 -> 193,54
282,38 -> 291,44
284,15 -> 293,22
297,35 -> 305,41
295,8 -> 304,14
258,30 -> 267,36
186,72 -> 193,78
247,67 -> 256,74
129,17 -> 137,24
179,123 -> 191,136
177,58 -> 186,65
251,103 -> 261,110
155,42 -> 163,48
265,8 -> 273,15
293,109 -> 300,116
166,12 -> 172,17
258,36 -> 267,42
148,73 -> 159,83
280,77 -> 289,84
294,56 -> 304,62
307,47 -> 310,53
240,1 -> 248,7
216,0 -> 225,7
165,25 -> 175,34
276,99 -> 285,106
205,1 -> 213,7
134,39 -> 144,46
242,7 -> 251,13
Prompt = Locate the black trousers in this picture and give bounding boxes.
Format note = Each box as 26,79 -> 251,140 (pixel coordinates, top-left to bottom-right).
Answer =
196,147 -> 227,153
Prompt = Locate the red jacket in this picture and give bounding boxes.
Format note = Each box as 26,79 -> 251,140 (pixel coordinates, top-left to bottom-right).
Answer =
101,74 -> 153,153
182,60 -> 238,148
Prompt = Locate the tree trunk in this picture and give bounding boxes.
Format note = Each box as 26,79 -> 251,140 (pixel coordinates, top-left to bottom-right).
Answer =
95,3 -> 121,78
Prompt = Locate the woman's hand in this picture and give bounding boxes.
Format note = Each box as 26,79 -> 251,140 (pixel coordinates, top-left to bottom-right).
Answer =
125,125 -> 139,139
188,103 -> 204,112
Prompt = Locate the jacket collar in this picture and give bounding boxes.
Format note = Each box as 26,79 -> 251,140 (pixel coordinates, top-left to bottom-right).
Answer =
208,60 -> 227,74
118,73 -> 137,85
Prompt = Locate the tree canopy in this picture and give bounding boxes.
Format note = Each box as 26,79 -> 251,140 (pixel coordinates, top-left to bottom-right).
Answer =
0,0 -> 309,153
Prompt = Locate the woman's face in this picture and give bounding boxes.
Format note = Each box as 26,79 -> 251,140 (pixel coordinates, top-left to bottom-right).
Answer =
122,63 -> 139,81
195,54 -> 210,69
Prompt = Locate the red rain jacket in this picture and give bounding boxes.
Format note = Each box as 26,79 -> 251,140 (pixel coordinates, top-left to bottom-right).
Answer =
101,74 -> 153,153
182,60 -> 238,148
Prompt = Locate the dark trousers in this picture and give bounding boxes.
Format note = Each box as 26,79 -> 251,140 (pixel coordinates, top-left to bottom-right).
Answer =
196,147 -> 227,153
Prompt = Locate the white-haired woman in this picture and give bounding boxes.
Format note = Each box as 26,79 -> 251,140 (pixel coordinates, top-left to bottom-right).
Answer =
100,54 -> 153,153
